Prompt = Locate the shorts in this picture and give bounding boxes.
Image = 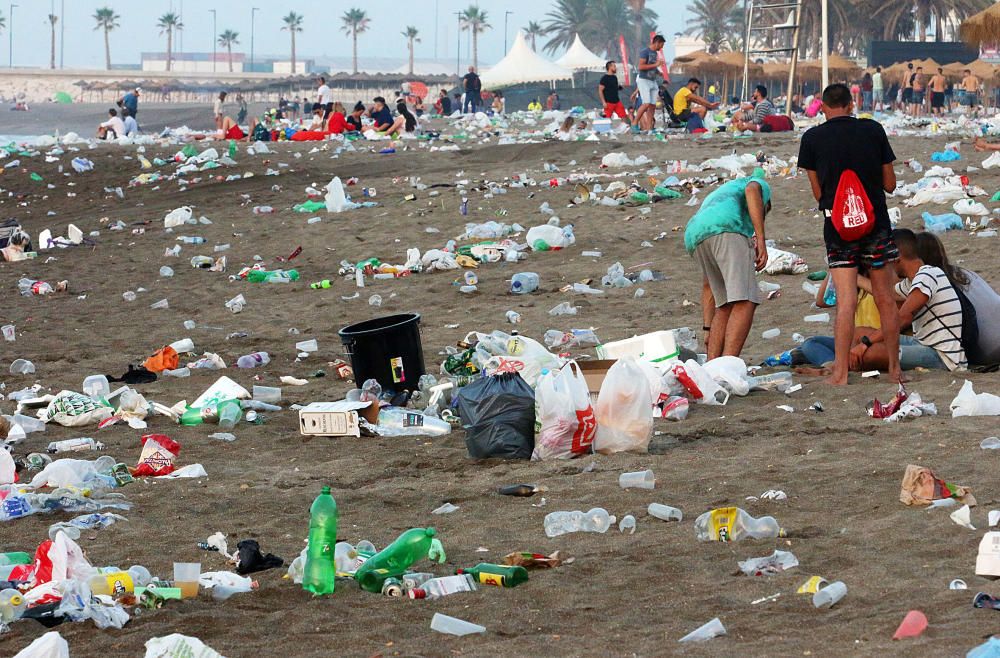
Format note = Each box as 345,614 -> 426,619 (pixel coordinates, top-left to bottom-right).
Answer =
677,109 -> 692,122
962,93 -> 978,106
902,88 -> 913,103
693,233 -> 761,307
931,92 -> 945,108
912,90 -> 925,104
825,226 -> 899,270
225,125 -> 246,140
603,101 -> 627,119
637,78 -> 659,106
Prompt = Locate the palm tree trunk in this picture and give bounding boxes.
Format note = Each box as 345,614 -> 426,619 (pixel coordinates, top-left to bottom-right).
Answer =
167,30 -> 173,71
352,30 -> 358,74
291,32 -> 296,73
228,44 -> 233,73
104,28 -> 111,70
50,23 -> 56,69
473,31 -> 478,71
408,39 -> 414,75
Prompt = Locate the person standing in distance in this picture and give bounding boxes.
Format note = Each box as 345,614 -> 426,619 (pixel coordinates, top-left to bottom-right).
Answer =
598,61 -> 629,127
632,34 -> 665,133
797,83 -> 902,385
462,66 -> 481,114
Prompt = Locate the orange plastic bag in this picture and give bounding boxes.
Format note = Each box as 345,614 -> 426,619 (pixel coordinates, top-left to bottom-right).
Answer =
143,346 -> 178,373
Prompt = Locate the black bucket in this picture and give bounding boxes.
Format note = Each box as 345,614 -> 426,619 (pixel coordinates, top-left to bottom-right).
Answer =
338,313 -> 426,392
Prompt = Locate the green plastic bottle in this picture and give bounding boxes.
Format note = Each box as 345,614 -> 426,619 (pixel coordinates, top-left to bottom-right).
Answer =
303,486 -> 338,596
354,528 -> 436,593
178,399 -> 241,427
0,552 -> 31,566
246,269 -> 300,283
228,139 -> 237,158
629,191 -> 650,203
456,563 -> 529,587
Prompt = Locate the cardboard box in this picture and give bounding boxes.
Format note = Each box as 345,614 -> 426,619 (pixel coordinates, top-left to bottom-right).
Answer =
576,360 -> 618,396
298,401 -> 370,437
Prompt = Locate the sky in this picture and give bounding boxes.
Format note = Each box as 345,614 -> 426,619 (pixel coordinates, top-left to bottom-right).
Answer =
5,0 -> 694,69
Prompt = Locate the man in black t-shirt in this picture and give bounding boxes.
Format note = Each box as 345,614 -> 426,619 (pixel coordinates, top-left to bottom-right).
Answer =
462,66 -> 481,114
598,61 -> 630,126
438,89 -> 452,116
797,83 -> 902,385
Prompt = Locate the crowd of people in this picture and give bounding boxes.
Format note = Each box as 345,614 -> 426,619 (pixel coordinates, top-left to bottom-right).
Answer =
683,81 -> 1000,384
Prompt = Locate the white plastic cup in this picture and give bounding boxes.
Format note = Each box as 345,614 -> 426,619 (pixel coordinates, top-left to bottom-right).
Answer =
183,320 -> 197,330
762,328 -> 780,339
82,375 -> 110,399
253,385 -> 281,404
150,299 -> 169,310
430,613 -> 486,637
619,469 -> 656,490
648,503 -> 683,522
1,325 -> 14,342
295,339 -> 318,353
169,338 -> 195,354
813,581 -> 847,608
678,617 -> 726,643
9,359 -> 35,375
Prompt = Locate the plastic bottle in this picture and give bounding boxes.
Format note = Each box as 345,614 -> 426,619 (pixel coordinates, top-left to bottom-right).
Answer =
88,565 -> 151,597
217,400 -> 243,429
176,236 -> 206,244
18,278 -> 54,296
455,563 -> 529,588
648,503 -> 683,522
311,280 -> 332,289
237,352 -> 271,368
252,206 -> 275,215
376,407 -> 452,436
303,486 -> 338,596
505,310 -> 522,324
510,272 -> 540,294
813,581 -> 847,608
543,508 -> 615,538
0,588 -> 26,623
0,552 -> 31,566
498,484 -> 546,497
355,528 -> 437,593
228,139 -> 237,158
747,371 -> 794,392
694,507 -> 784,542
47,438 -> 103,454
408,573 -> 477,600
82,374 -> 111,399
246,269 -> 299,283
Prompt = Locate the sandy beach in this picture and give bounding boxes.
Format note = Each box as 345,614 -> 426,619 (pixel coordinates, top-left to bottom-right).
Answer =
2,113 -> 1000,657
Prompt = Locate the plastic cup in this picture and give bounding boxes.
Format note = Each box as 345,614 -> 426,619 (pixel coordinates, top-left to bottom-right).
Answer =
252,385 -> 282,404
173,562 -> 201,598
295,339 -> 318,353
678,617 -> 726,643
9,359 -> 35,375
1,325 -> 14,342
981,437 -> 1000,450
619,469 -> 656,490
648,503 -> 683,522
430,612 -> 486,637
150,299 -> 169,310
813,581 -> 847,608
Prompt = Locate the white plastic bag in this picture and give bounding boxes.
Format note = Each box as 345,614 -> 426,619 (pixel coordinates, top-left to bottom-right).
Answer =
324,176 -> 359,213
145,634 -> 223,658
672,360 -> 729,405
533,362 -> 597,460
163,206 -> 192,228
950,380 -> 1000,417
474,331 -> 562,388
593,357 -> 653,454
13,632 -> 70,658
703,356 -> 751,397
0,447 -> 14,485
44,390 -> 113,427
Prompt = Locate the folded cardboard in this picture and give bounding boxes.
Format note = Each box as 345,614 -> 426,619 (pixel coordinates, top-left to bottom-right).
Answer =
298,400 -> 371,437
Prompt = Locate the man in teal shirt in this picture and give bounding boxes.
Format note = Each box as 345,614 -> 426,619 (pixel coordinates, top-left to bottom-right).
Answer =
684,171 -> 771,359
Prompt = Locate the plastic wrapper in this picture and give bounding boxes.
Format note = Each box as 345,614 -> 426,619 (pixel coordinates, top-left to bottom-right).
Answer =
44,391 -> 113,427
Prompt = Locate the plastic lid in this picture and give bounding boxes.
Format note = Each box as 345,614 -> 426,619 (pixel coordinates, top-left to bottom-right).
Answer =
425,527 -> 436,537
321,486 -> 331,495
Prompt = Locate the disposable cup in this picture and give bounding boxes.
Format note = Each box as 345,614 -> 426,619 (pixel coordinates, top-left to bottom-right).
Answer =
619,469 -> 655,490
173,562 -> 201,598
1,325 -> 14,342
813,581 -> 847,608
253,385 -> 282,403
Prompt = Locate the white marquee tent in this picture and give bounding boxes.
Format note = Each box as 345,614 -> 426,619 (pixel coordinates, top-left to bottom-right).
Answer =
479,31 -> 573,89
555,34 -> 607,72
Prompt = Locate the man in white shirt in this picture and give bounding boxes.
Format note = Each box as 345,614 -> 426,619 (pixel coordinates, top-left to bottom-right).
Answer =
317,76 -> 333,118
97,108 -> 126,140
872,67 -> 883,111
849,228 -> 967,372
121,109 -> 138,136
213,92 -> 228,130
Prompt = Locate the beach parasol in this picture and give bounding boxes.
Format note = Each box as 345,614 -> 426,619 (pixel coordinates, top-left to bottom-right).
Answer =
961,2 -> 1000,45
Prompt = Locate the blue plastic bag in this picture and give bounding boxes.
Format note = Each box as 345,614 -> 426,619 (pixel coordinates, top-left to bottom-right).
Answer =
921,212 -> 963,233
931,150 -> 961,162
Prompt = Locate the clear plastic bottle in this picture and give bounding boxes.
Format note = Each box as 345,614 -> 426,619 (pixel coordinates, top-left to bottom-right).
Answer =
236,352 -> 270,368
648,503 -> 683,522
0,588 -> 26,623
407,573 -> 477,600
47,438 -> 104,454
747,371 -> 794,392
176,236 -> 206,244
376,407 -> 452,436
510,272 -> 539,294
543,508 -> 616,538
548,302 -> 578,316
18,278 -> 54,296
252,206 -> 274,215
88,565 -> 151,597
694,507 -> 784,542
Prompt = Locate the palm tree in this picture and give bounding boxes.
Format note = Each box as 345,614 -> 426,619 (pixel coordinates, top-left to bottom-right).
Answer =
282,12 -> 304,73
544,0 -> 657,59
93,7 -> 119,71
543,0 -> 592,55
48,14 -> 58,69
0,11 -> 5,34
341,8 -> 370,74
157,12 -> 183,72
460,6 -> 491,71
686,0 -> 740,54
588,0 -> 642,60
524,21 -> 546,51
218,30 -> 240,73
402,26 -> 420,75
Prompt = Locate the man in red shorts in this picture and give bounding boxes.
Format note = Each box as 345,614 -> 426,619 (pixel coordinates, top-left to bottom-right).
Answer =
599,61 -> 630,127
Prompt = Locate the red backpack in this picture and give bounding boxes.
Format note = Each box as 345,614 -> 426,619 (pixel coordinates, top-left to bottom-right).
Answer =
831,169 -> 875,241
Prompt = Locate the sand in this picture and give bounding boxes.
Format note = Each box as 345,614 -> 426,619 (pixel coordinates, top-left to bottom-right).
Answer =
2,119 -> 1000,657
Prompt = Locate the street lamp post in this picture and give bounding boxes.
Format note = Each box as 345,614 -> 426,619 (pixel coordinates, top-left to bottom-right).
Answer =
209,9 -> 216,73
504,11 -> 513,55
250,7 -> 259,73
59,0 -> 64,68
8,3 -> 17,69
455,11 -> 461,75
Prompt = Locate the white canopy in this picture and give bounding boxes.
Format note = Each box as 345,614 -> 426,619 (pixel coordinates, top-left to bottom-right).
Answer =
555,34 -> 607,72
479,31 -> 573,89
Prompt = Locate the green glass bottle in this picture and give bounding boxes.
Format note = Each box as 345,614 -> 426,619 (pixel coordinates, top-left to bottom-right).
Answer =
303,486 -> 338,595
456,563 -> 529,588
0,552 -> 31,566
354,527 -> 436,593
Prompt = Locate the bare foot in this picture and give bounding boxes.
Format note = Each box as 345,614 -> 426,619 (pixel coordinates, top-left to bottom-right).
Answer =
888,369 -> 910,384
824,371 -> 849,385
794,366 -> 830,377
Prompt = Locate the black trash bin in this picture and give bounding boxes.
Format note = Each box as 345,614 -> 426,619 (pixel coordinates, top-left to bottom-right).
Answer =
338,313 -> 426,392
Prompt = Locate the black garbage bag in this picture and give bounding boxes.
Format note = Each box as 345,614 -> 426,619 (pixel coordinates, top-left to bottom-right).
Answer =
455,372 -> 535,459
235,539 -> 284,575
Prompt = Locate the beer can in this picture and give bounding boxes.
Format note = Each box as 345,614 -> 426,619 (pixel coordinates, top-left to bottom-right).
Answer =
381,577 -> 404,597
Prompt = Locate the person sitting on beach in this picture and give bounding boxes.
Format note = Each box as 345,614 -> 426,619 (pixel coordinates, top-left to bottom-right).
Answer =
556,116 -> 577,140
217,116 -> 247,141
214,92 -> 228,130
528,98 -> 542,112
376,100 -> 417,136
917,230 -> 1000,366
0,228 -> 31,262
121,108 -> 138,137
97,108 -> 125,140
414,97 -> 426,117
435,89 -> 452,116
674,77 -> 719,133
492,91 -> 505,115
346,102 -> 365,132
732,85 -> 775,132
306,103 -> 326,131
327,102 -> 349,134
368,97 -> 394,132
